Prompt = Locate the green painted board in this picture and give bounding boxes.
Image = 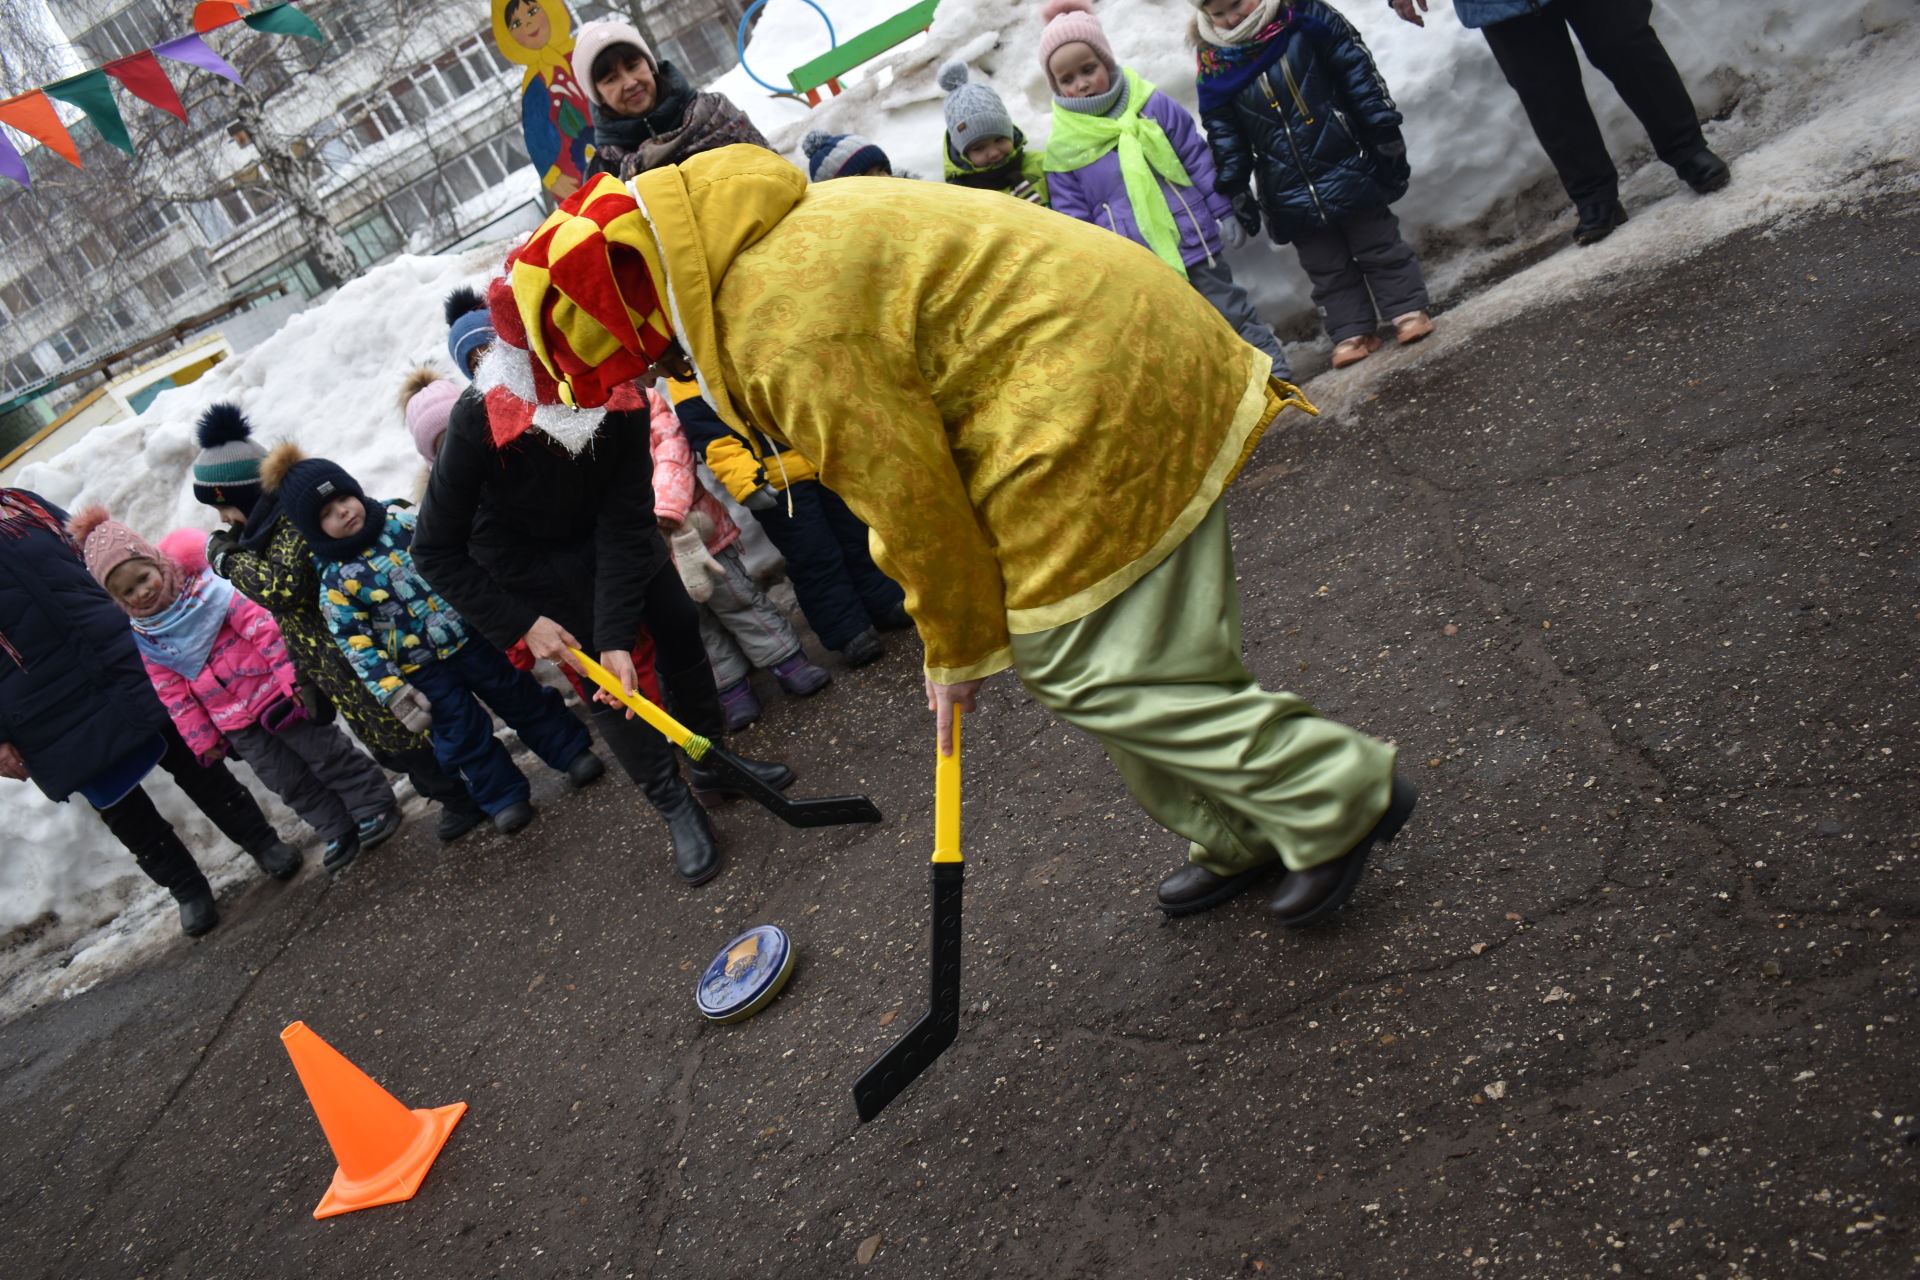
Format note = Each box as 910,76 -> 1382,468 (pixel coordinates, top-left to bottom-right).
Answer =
788,0 -> 940,93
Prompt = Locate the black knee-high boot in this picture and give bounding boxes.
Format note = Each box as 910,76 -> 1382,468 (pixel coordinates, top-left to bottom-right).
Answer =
99,791 -> 220,937
658,661 -> 796,804
592,702 -> 721,884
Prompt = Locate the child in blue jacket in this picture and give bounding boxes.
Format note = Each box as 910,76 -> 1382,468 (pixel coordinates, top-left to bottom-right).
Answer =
264,445 -> 600,834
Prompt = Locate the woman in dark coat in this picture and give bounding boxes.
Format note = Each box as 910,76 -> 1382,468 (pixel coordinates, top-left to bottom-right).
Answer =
0,489 -> 298,937
411,371 -> 794,886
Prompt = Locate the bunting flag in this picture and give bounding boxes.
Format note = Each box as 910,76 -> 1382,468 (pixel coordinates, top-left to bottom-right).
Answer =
44,71 -> 134,154
0,130 -> 28,188
0,3 -> 321,189
192,2 -> 252,35
152,33 -> 244,84
244,3 -> 326,43
0,91 -> 81,167
104,51 -> 189,121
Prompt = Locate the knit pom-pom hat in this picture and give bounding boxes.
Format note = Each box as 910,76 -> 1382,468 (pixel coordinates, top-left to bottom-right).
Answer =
801,129 -> 889,181
69,505 -> 183,615
937,60 -> 1017,158
263,443 -> 384,559
403,370 -> 464,462
1038,0 -> 1117,90
444,284 -> 496,378
156,528 -> 210,576
191,401 -> 268,513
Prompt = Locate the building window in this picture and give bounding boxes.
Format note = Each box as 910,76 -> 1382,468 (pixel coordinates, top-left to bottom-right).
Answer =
75,1 -> 168,64
659,18 -> 741,85
0,277 -> 42,315
5,353 -> 45,390
344,32 -> 505,152
340,211 -> 402,269
50,322 -> 97,365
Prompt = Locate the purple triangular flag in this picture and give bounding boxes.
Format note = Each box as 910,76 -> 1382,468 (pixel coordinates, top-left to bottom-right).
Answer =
0,128 -> 29,187
152,33 -> 243,85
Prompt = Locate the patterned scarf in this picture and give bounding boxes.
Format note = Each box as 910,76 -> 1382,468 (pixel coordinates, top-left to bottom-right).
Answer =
128,567 -> 235,678
1195,12 -> 1307,115
590,63 -> 769,180
1046,68 -> 1194,276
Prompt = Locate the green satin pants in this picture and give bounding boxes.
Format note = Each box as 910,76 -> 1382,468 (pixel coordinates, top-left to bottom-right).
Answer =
1010,501 -> 1397,875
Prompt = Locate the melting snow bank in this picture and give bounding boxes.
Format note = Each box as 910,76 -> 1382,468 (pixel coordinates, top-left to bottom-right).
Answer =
2,3 -> 1916,1021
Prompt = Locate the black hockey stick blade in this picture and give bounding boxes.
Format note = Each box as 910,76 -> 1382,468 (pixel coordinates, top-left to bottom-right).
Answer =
700,743 -> 883,828
853,861 -> 963,1122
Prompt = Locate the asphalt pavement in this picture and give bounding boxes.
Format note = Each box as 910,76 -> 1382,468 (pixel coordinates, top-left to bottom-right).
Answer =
0,197 -> 1914,1279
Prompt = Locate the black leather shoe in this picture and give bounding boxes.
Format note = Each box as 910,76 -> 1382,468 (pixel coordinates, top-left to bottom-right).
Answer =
1674,148 -> 1730,194
175,884 -> 219,938
838,629 -> 884,667
1268,776 -> 1419,927
1156,862 -> 1275,917
494,801 -> 536,835
1572,199 -> 1628,246
250,838 -> 302,881
565,748 -> 606,789
436,802 -> 486,842
873,604 -> 914,633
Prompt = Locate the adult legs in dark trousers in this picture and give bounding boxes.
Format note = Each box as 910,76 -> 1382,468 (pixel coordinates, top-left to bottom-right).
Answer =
1480,0 -> 1722,240
94,720 -> 300,935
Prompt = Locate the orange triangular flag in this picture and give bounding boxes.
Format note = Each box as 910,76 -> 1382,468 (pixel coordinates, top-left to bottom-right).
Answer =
104,50 -> 188,122
0,91 -> 81,167
193,0 -> 252,34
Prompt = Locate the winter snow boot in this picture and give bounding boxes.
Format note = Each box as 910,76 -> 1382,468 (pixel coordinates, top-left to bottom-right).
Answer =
565,748 -> 607,789
872,604 -> 915,633
1330,334 -> 1382,368
719,677 -> 763,732
838,628 -> 884,667
132,837 -> 220,937
1674,148 -> 1730,195
772,651 -> 832,698
356,807 -> 402,851
1267,776 -> 1419,928
494,801 -> 536,835
436,799 -> 488,842
1392,311 -> 1434,345
323,833 -> 360,873
250,838 -> 303,881
595,701 -> 722,883
174,881 -> 220,938
1572,199 -> 1628,246
660,663 -> 795,806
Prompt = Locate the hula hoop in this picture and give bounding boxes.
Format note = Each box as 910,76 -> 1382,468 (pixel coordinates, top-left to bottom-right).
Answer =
736,0 -> 838,96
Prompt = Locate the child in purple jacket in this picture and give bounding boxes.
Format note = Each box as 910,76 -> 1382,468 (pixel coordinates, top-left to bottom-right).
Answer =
1038,0 -> 1290,379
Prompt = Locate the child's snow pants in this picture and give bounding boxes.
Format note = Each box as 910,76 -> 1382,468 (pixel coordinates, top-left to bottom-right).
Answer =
1010,499 -> 1396,876
750,480 -> 904,652
406,640 -> 591,815
1291,205 -> 1430,345
228,717 -> 395,842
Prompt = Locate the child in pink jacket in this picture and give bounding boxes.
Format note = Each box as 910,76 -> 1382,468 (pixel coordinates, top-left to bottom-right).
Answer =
71,509 -> 400,872
646,390 -> 831,731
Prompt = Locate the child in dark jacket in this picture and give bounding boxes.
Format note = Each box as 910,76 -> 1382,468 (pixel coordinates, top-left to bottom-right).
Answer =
1038,0 -> 1291,377
1193,0 -> 1434,368
264,445 -> 601,834
73,509 -> 400,873
937,61 -> 1049,206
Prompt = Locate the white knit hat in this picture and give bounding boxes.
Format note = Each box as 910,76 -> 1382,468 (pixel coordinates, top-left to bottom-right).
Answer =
571,19 -> 654,106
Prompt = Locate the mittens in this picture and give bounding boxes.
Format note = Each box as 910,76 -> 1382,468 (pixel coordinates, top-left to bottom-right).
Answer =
1230,190 -> 1262,238
206,527 -> 241,579
671,527 -> 726,604
1219,218 -> 1247,251
387,684 -> 434,735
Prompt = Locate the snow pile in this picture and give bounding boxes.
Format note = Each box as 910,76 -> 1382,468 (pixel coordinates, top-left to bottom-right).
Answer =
714,0 -> 1911,325
0,247 -> 502,1012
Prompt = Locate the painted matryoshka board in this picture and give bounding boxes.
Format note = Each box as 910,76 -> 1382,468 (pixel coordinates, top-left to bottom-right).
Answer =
492,0 -> 595,200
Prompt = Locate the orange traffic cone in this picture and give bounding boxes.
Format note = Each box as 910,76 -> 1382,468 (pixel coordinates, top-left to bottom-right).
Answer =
280,1021 -> 467,1219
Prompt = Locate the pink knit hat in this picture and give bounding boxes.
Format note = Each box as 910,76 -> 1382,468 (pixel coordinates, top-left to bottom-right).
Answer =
1038,0 -> 1117,90
68,506 -> 184,616
405,379 -> 464,461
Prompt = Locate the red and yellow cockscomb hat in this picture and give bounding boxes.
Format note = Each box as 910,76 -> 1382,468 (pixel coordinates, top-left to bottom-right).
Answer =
476,175 -> 663,450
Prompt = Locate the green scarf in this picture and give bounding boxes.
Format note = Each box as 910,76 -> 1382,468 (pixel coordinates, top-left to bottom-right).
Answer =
1044,68 -> 1193,277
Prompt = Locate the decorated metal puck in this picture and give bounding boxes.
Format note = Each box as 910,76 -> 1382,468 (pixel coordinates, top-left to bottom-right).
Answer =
696,925 -> 796,1023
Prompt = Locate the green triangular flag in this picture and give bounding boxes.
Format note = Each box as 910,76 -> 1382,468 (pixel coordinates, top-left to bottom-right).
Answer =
243,3 -> 327,43
43,69 -> 133,154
